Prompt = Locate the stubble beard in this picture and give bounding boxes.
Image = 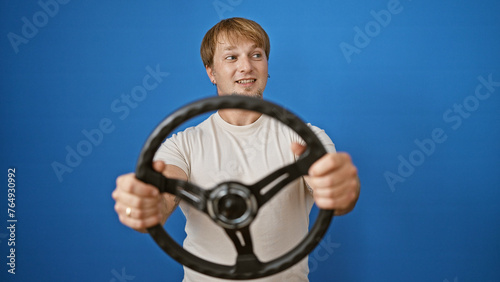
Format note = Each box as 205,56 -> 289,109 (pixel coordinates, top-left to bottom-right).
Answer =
230,88 -> 264,99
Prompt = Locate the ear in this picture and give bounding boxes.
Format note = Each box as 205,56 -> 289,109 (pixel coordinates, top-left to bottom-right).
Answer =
205,65 -> 216,84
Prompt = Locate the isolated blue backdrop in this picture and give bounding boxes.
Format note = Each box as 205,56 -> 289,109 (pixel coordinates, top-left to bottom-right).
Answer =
1,0 -> 499,281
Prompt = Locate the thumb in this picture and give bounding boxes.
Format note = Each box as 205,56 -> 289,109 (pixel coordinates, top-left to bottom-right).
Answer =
291,142 -> 307,156
152,160 -> 166,173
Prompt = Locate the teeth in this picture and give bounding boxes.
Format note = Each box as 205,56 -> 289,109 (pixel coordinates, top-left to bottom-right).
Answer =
237,79 -> 256,84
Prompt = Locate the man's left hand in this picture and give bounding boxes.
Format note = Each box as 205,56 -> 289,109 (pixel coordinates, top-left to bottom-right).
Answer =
292,143 -> 360,215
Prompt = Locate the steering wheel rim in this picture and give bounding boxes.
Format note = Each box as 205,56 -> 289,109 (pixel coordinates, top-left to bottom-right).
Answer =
135,95 -> 334,280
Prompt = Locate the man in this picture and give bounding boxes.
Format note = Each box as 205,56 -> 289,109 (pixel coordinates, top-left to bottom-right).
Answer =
112,17 -> 360,281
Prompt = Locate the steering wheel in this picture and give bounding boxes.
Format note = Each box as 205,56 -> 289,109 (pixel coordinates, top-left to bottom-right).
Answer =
135,95 -> 334,280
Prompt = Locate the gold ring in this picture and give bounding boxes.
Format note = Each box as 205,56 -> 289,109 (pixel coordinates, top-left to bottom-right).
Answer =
126,207 -> 132,217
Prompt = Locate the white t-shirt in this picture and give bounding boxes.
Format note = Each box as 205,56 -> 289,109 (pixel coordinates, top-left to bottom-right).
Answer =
154,112 -> 335,282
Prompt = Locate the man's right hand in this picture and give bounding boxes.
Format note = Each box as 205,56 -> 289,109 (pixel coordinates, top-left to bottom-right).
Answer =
112,161 -> 182,233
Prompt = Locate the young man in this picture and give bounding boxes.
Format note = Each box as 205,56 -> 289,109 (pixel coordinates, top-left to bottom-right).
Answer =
112,17 -> 360,281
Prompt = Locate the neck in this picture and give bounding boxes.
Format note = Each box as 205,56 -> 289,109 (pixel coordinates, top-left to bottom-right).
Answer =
218,109 -> 262,126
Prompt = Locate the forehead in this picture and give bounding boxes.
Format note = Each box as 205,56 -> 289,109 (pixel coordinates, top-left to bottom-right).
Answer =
215,33 -> 261,52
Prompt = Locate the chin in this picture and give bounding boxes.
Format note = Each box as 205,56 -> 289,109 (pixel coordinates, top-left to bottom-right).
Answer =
229,90 -> 263,99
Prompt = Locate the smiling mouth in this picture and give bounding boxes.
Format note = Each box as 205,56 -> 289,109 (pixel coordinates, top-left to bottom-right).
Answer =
236,79 -> 256,84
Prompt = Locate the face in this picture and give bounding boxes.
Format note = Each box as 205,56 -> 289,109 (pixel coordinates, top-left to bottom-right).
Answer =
206,35 -> 268,98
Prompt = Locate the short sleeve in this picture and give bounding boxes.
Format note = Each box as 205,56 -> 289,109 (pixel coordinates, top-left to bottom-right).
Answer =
307,124 -> 336,153
153,134 -> 190,178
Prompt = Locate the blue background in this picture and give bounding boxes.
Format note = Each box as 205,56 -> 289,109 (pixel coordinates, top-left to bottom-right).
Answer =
1,0 -> 499,281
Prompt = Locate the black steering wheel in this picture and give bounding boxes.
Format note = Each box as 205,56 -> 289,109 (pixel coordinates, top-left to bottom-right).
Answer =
135,95 -> 334,280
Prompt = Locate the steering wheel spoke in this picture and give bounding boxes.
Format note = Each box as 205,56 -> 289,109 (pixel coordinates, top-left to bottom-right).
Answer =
137,169 -> 209,213
250,149 -> 322,207
249,163 -> 301,206
225,226 -> 255,256
225,226 -> 264,273
173,180 -> 208,212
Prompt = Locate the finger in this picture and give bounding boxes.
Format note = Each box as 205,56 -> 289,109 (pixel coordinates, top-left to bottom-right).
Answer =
317,193 -> 358,214
314,193 -> 352,211
114,189 -> 161,209
115,201 -> 161,220
117,211 -> 162,230
307,162 -> 357,188
313,179 -> 360,212
116,173 -> 159,197
312,184 -> 344,199
153,160 -> 166,173
290,142 -> 306,156
309,152 -> 353,177
313,184 -> 355,211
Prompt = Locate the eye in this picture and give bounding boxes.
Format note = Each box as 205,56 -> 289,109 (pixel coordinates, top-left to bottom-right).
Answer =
252,53 -> 262,58
225,55 -> 236,60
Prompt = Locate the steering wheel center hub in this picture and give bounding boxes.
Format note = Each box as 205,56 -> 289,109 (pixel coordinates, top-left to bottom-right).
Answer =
218,194 -> 247,220
207,182 -> 258,229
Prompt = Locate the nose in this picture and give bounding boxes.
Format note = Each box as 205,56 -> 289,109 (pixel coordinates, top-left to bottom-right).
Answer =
237,56 -> 253,73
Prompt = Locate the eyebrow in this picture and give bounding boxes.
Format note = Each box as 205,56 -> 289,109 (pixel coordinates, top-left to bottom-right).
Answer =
222,44 -> 259,52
